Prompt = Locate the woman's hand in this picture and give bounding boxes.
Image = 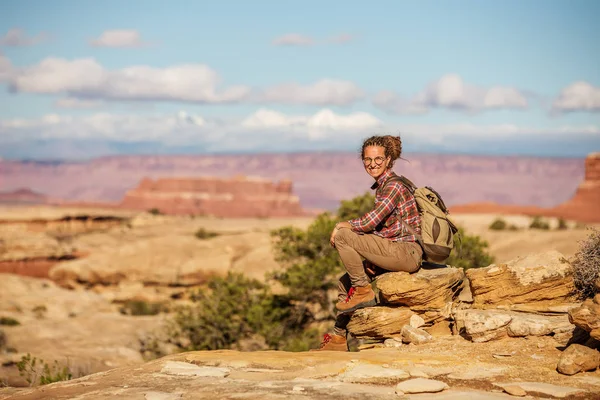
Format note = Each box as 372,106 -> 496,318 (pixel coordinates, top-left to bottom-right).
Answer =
330,222 -> 352,248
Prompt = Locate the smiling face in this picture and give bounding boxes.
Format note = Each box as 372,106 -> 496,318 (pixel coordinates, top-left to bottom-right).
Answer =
362,145 -> 390,180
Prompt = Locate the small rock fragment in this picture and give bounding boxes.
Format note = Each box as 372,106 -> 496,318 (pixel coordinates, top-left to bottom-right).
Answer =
395,378 -> 449,394
409,314 -> 425,328
384,338 -> 403,348
557,344 -> 600,375
494,382 -> 586,398
502,385 -> 527,397
340,363 -> 409,384
401,325 -> 433,344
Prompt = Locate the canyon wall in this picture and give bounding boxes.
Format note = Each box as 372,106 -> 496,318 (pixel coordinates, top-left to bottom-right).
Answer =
549,152 -> 600,222
119,176 -> 305,218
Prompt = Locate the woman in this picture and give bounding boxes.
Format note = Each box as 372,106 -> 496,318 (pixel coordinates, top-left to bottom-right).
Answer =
314,134 -> 423,351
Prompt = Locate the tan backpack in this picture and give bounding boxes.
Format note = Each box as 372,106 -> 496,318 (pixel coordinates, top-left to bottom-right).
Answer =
385,175 -> 459,265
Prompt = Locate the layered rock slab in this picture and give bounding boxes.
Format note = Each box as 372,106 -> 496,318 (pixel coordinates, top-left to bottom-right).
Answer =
376,267 -> 464,310
466,250 -> 577,308
454,309 -> 573,343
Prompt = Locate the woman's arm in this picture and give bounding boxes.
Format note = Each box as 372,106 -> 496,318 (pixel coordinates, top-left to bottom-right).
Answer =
347,182 -> 403,232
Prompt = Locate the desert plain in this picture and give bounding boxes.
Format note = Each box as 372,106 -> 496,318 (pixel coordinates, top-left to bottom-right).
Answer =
1,202 -> 599,399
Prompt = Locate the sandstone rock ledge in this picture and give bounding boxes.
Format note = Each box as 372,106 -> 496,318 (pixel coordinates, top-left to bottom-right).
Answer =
346,251 -> 585,351
1,341 -> 597,400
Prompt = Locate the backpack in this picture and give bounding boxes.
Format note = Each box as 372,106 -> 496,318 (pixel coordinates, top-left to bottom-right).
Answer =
384,175 -> 459,265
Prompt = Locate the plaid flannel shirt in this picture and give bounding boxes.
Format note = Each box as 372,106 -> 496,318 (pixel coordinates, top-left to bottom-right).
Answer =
348,169 -> 421,242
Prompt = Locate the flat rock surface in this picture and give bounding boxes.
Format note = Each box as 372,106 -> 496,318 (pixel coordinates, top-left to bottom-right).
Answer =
2,336 -> 598,400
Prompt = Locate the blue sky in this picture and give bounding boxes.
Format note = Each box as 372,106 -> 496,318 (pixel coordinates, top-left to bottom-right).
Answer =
0,0 -> 599,159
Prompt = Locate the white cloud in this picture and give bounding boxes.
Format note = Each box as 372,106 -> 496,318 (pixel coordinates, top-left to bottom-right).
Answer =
90,29 -> 148,48
374,74 -> 528,114
10,57 -> 251,103
327,33 -> 355,44
552,81 -> 600,113
0,52 -> 13,82
272,34 -> 314,46
1,109 -> 383,144
1,110 -> 598,157
6,57 -> 363,106
260,79 -> 364,106
4,110 -> 596,151
55,97 -> 105,109
0,28 -> 48,47
241,108 -> 382,139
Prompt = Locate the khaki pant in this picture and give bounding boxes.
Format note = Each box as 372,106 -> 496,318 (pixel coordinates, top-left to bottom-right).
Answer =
333,227 -> 422,335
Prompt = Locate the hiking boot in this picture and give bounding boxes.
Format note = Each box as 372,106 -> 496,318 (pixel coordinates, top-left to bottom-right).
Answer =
310,333 -> 348,351
336,285 -> 376,314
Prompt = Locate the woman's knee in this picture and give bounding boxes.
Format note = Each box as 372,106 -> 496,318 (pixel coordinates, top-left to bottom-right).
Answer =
334,227 -> 356,247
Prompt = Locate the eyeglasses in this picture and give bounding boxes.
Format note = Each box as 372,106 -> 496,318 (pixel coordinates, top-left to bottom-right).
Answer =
362,156 -> 386,166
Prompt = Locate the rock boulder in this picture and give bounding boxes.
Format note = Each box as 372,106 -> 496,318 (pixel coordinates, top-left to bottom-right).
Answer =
569,295 -> 600,341
466,251 -> 577,308
375,267 -> 464,310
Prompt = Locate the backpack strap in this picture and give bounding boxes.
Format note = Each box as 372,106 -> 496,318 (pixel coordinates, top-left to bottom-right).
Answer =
382,175 -> 425,250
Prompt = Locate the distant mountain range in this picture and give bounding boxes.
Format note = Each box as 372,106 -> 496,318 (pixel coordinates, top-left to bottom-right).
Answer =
0,153 -> 585,212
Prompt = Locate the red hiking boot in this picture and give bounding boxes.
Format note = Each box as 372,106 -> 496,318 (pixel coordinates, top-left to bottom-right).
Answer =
310,333 -> 348,351
336,285 -> 376,314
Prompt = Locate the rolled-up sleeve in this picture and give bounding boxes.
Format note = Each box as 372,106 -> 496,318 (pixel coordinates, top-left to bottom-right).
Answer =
348,183 -> 402,232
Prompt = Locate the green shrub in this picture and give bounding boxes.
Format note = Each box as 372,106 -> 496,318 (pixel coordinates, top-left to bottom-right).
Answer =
173,273 -> 271,350
0,317 -> 20,326
529,216 -> 550,230
573,228 -> 600,299
119,301 -> 165,316
16,353 -> 72,387
557,218 -> 569,230
446,227 -> 495,270
194,228 -> 219,240
0,329 -> 6,349
337,192 -> 376,220
508,224 -> 519,231
148,208 -> 162,215
489,218 -> 507,230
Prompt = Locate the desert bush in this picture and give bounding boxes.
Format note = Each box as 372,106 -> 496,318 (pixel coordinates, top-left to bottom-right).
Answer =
270,213 -> 341,308
16,353 -> 72,387
148,208 -> 162,215
119,301 -> 165,316
573,228 -> 600,299
557,218 -> 569,230
0,317 -> 20,326
194,227 -> 219,240
489,218 -> 507,230
337,192 -> 375,220
446,227 -> 495,270
0,329 -> 6,349
529,216 -> 550,230
173,273 -> 275,350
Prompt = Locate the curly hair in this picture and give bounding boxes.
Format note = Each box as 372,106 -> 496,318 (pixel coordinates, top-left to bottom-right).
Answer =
360,135 -> 403,168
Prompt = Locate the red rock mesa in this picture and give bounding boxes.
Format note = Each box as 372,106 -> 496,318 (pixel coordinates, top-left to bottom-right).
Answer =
549,152 -> 600,222
452,152 -> 600,223
119,176 -> 306,218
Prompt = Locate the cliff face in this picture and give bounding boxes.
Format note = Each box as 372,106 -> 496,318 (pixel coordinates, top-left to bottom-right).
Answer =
0,188 -> 47,204
119,176 -> 305,218
550,153 -> 600,222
